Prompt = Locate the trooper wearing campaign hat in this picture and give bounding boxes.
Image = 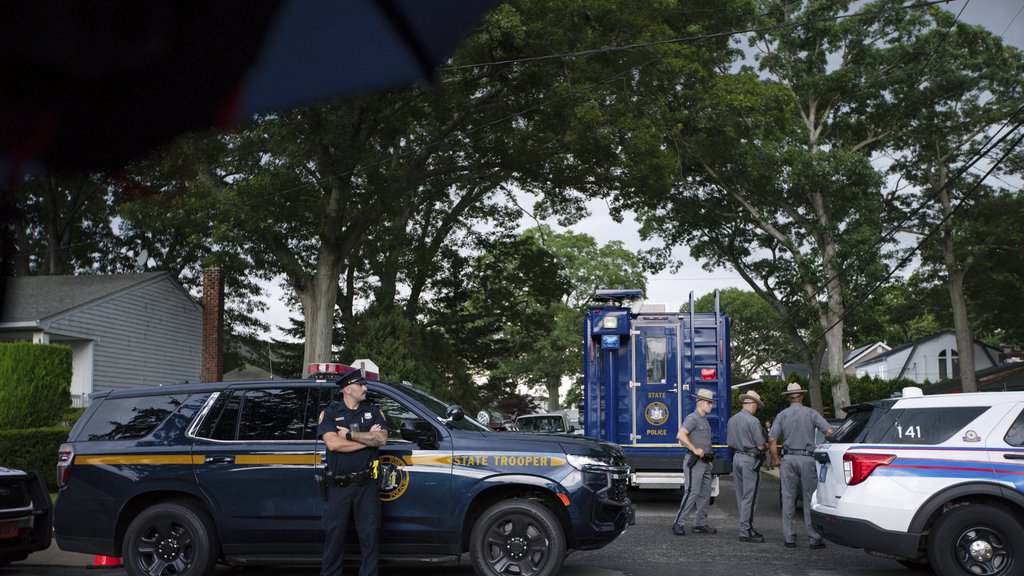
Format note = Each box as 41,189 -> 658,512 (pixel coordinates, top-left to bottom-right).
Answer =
317,368 -> 389,576
769,382 -> 834,549
727,390 -> 767,542
671,388 -> 718,536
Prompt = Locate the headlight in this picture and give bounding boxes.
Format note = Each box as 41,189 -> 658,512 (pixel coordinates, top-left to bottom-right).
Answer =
566,453 -> 614,470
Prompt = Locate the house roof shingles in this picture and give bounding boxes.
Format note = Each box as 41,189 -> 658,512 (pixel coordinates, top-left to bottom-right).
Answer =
1,272 -> 171,323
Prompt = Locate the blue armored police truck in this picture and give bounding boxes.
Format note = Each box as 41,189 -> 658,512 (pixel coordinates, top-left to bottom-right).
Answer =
582,289 -> 732,491
53,363 -> 634,576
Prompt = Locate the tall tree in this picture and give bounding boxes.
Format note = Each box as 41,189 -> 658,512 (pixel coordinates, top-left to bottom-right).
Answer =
887,11 -> 1024,391
511,227 -> 646,411
105,0 -> 752,379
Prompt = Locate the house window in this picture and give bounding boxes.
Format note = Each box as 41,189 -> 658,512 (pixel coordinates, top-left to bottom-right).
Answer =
938,349 -> 959,381
877,364 -> 886,379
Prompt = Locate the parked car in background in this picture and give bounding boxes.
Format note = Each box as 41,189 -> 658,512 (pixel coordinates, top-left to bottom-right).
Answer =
0,467 -> 52,568
516,413 -> 575,434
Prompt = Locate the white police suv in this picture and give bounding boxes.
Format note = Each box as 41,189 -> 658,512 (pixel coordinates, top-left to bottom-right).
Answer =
811,388 -> 1024,576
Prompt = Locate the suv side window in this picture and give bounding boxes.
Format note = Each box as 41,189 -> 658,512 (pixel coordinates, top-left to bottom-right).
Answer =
863,407 -> 988,445
197,388 -> 318,441
1004,407 -> 1024,447
81,394 -> 189,441
365,390 -> 428,443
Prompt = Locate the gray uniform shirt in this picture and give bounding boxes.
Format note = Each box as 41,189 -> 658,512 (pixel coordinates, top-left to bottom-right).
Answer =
769,403 -> 830,452
727,409 -> 763,453
682,410 -> 713,453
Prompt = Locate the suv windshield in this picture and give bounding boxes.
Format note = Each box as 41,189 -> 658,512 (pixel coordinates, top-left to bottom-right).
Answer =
396,383 -> 489,432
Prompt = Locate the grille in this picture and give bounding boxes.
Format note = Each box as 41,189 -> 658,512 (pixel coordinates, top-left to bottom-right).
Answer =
0,480 -> 30,509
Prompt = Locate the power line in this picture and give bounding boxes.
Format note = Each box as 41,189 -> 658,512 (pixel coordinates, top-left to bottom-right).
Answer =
440,0 -> 951,71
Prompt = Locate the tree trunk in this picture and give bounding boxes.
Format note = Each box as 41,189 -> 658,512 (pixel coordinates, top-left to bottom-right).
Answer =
807,338 -> 826,415
937,174 -> 977,392
546,378 -> 561,412
300,264 -> 342,376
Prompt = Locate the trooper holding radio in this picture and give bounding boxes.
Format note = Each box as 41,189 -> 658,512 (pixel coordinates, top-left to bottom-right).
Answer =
671,388 -> 718,536
317,369 -> 389,576
769,382 -> 833,550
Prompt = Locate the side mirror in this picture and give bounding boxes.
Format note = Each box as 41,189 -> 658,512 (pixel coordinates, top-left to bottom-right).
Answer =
445,404 -> 465,425
568,424 -> 576,433
399,419 -> 438,449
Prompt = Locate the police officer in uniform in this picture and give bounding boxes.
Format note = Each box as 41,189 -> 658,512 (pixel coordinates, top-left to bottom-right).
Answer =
769,383 -> 833,549
671,388 -> 718,536
727,389 -> 767,543
317,370 -> 389,576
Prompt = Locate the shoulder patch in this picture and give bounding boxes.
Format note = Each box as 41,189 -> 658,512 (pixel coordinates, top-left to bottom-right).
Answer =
318,410 -> 324,424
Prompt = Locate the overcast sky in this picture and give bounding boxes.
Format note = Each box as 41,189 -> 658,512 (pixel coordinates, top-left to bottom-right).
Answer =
258,0 -> 1024,340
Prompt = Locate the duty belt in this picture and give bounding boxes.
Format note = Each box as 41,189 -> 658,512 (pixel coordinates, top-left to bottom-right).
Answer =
329,468 -> 374,487
785,449 -> 813,456
736,451 -> 762,457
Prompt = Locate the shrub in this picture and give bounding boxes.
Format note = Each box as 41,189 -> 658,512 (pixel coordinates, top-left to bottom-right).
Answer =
0,342 -> 72,429
0,427 -> 70,490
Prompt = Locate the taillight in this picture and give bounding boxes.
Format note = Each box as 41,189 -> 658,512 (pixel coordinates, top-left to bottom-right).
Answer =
57,443 -> 74,488
843,452 -> 895,486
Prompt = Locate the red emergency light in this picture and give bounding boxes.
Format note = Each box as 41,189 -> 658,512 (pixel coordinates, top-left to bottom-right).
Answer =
700,368 -> 717,381
307,362 -> 379,381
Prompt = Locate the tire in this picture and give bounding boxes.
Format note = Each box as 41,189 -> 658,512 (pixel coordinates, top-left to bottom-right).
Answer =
122,502 -> 219,576
927,504 -> 1024,576
470,499 -> 566,576
0,553 -> 28,567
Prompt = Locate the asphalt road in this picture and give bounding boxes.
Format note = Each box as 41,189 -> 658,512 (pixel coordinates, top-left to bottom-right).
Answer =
4,472 -> 927,576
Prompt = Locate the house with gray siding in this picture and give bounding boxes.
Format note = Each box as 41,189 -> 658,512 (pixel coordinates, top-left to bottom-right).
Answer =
0,272 -> 202,405
851,330 -> 1001,384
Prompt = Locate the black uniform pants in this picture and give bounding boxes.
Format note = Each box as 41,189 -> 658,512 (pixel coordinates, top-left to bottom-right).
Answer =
321,481 -> 380,576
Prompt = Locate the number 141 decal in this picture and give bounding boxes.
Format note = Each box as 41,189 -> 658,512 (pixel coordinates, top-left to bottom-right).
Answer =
896,424 -> 922,439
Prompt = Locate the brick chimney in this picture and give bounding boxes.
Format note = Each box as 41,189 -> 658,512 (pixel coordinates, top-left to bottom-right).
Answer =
201,267 -> 224,382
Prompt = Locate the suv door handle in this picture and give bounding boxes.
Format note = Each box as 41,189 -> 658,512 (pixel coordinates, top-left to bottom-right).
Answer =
1004,454 -> 1024,460
205,456 -> 234,464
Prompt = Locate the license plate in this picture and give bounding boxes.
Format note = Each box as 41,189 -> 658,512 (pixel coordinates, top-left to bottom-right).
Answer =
818,463 -> 828,483
0,521 -> 19,539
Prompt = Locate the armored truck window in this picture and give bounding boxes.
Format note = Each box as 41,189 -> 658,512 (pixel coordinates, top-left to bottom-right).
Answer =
81,394 -> 188,441
645,337 -> 667,384
862,407 -> 988,445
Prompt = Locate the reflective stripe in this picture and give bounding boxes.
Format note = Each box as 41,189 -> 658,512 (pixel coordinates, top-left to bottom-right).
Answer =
77,455 -> 204,465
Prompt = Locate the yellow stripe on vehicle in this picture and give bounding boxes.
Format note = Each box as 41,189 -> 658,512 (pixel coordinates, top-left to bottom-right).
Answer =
76,455 -> 204,465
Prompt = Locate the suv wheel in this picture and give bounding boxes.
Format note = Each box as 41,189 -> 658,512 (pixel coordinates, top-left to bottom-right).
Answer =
928,504 -> 1023,576
470,499 -> 566,576
123,502 -> 219,576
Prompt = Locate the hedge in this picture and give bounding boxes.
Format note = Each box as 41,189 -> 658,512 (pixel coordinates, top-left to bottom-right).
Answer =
0,342 -> 72,429
730,373 -> 921,423
0,427 -> 70,490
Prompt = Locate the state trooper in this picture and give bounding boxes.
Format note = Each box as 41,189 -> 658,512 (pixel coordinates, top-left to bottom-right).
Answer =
671,388 -> 718,536
317,369 -> 389,576
769,383 -> 833,549
727,389 -> 767,543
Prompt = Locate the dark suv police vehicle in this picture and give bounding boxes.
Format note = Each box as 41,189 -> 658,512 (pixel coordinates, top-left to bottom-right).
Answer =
54,368 -> 634,576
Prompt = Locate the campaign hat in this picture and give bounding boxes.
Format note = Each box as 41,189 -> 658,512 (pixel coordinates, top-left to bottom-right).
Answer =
739,389 -> 764,408
782,382 -> 808,396
692,388 -> 717,403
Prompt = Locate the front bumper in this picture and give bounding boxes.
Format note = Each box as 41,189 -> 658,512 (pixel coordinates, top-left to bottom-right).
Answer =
811,509 -> 922,560
573,464 -> 635,550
